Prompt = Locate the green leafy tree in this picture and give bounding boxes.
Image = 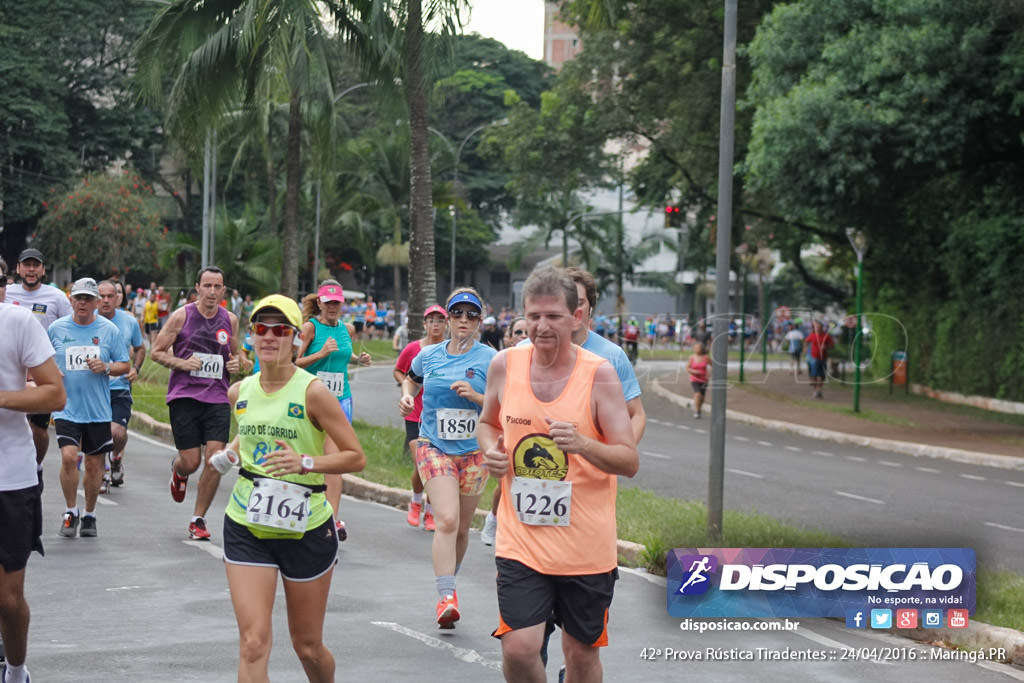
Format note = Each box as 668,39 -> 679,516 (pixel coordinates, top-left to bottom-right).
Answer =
1,0 -> 162,255
34,173 -> 165,277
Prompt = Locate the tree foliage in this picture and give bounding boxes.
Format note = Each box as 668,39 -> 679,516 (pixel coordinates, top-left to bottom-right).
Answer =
34,173 -> 165,277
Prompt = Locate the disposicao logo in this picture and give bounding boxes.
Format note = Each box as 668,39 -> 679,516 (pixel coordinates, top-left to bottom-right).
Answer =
666,548 -> 975,619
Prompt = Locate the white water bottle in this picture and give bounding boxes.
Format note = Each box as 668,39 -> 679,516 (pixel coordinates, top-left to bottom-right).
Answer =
209,448 -> 239,474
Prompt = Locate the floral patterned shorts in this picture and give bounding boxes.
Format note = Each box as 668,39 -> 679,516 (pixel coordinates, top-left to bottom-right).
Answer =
414,439 -> 488,496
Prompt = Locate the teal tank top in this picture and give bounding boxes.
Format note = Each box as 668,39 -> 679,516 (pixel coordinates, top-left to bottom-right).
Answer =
304,318 -> 353,400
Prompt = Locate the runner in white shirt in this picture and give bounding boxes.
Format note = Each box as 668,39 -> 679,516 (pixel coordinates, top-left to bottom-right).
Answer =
4,248 -> 72,483
0,256 -> 67,683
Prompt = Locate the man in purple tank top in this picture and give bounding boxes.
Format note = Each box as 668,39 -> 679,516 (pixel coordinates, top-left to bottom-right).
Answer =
151,267 -> 248,540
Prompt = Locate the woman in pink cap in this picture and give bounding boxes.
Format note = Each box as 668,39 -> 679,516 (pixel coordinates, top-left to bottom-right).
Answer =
298,280 -> 371,541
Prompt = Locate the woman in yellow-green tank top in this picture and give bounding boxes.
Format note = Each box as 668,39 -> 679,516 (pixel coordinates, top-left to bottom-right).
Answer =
216,294 -> 365,682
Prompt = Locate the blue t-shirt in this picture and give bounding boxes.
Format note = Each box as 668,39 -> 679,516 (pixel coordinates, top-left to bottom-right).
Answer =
49,315 -> 129,423
411,340 -> 496,455
107,309 -> 143,393
517,330 -> 642,401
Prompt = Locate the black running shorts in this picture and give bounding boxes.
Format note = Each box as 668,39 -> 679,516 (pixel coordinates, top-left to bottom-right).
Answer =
168,399 -> 230,451
493,557 -> 618,647
222,516 -> 338,581
28,413 -> 50,430
110,389 -> 133,427
0,485 -> 44,572
404,419 -> 420,445
55,420 -> 113,456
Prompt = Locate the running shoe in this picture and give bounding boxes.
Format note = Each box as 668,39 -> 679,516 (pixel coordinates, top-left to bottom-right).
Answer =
58,511 -> 79,538
481,513 -> 497,546
79,515 -> 97,538
436,592 -> 460,629
336,519 -> 347,542
423,511 -> 436,532
407,501 -> 422,527
109,455 -> 124,487
170,465 -> 188,503
188,518 -> 211,541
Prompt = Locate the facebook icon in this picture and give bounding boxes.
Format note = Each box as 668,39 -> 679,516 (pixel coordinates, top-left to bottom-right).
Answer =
845,609 -> 866,629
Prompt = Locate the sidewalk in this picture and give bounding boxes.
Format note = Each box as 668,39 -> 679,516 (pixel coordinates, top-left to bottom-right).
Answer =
650,363 -> 1024,469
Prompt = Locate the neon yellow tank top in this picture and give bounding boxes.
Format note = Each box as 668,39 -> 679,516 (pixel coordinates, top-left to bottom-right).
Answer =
226,369 -> 330,538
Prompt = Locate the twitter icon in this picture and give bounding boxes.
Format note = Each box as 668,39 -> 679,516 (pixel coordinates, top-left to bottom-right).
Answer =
870,609 -> 892,629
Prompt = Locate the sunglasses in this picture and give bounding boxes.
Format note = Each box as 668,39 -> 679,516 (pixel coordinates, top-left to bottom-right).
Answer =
449,309 -> 480,320
253,322 -> 296,337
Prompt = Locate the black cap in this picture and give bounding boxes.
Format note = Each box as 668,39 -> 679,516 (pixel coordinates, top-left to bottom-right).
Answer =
18,248 -> 44,263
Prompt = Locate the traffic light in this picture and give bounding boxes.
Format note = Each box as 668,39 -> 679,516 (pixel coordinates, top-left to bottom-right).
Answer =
664,205 -> 682,228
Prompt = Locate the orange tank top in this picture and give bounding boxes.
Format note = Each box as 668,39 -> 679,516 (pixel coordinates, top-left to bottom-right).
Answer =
496,345 -> 618,574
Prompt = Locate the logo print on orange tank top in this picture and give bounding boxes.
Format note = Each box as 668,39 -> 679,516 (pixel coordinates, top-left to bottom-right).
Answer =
513,434 -> 568,480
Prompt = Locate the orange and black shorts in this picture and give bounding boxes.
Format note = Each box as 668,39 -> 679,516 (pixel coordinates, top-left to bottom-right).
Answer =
492,557 -> 618,647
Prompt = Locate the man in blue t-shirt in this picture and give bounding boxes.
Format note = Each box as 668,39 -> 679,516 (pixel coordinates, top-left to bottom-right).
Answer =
98,280 -> 146,489
47,278 -> 130,538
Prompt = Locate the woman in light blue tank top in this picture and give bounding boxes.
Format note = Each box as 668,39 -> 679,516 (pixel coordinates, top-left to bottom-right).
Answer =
296,280 -> 371,541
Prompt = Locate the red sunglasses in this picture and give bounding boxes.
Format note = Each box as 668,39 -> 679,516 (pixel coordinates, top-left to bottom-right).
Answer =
253,322 -> 296,337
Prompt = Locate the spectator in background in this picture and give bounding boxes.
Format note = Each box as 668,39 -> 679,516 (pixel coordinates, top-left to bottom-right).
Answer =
784,322 -> 804,377
480,316 -> 503,351
805,319 -> 834,399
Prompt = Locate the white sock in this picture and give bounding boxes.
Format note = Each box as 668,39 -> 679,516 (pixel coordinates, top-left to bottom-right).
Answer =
424,502 -> 433,513
4,663 -> 29,683
83,511 -> 95,519
411,492 -> 423,504
66,507 -> 78,516
191,516 -> 203,524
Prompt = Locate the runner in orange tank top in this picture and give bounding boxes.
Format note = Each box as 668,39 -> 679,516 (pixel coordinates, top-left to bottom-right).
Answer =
479,266 -> 638,683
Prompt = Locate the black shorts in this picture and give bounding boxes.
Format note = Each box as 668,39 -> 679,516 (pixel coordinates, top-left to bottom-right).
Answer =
690,381 -> 707,396
493,557 -> 618,647
111,389 -> 133,427
404,419 -> 420,445
28,413 -> 50,430
168,399 -> 230,451
354,321 -> 365,333
0,485 -> 44,572
145,322 -> 158,334
223,516 -> 338,581
55,420 -> 113,456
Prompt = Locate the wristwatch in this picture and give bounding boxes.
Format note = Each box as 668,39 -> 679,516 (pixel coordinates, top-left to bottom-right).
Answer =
300,455 -> 315,475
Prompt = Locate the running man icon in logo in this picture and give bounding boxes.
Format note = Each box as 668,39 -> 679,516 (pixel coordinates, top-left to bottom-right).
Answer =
676,555 -> 718,595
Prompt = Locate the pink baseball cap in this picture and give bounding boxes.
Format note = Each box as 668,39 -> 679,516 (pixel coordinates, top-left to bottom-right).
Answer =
318,283 -> 344,303
423,304 -> 448,319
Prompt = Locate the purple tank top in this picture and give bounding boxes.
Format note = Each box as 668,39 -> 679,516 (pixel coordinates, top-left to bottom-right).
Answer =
166,303 -> 232,404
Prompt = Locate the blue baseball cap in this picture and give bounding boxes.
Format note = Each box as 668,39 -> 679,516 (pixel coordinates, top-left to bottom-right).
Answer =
447,292 -> 483,313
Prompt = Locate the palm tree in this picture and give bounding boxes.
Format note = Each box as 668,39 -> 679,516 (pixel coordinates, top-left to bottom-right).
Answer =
135,0 -> 359,298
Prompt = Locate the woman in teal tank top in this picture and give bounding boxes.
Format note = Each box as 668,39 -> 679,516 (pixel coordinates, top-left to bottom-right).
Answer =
297,280 -> 371,541
218,294 -> 365,682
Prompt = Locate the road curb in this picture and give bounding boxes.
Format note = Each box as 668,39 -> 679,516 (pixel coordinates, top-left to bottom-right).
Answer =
649,379 -> 1024,471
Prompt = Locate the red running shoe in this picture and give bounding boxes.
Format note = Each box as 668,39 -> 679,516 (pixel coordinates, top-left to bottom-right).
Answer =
170,466 -> 188,503
188,518 -> 211,541
436,592 -> 460,629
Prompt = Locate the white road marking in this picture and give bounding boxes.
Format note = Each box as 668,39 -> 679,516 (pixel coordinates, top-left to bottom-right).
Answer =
676,424 -> 692,431
733,435 -> 750,442
78,491 -> 117,507
878,461 -> 902,468
727,468 -> 764,479
985,521 -> 1024,534
756,440 -> 773,447
813,450 -> 834,457
783,445 -> 802,452
183,539 -> 223,560
128,430 -> 178,451
642,450 -> 671,460
371,621 -> 503,671
845,456 -> 866,462
835,490 -> 885,505
915,466 -> 941,473
960,474 -> 986,481
694,428 -> 707,434
1006,481 -> 1024,488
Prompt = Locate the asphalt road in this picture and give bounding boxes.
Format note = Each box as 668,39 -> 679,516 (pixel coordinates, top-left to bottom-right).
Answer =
22,430 -> 1024,682
350,362 -> 1024,573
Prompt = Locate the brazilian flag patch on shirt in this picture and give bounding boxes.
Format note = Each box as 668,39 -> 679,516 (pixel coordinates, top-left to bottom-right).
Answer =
235,400 -> 247,415
287,402 -> 305,419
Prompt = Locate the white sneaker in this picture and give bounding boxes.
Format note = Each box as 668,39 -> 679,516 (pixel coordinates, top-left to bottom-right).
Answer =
480,512 -> 497,546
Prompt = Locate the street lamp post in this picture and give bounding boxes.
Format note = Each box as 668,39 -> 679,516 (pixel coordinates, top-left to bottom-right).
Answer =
429,119 -> 508,293
735,244 -> 749,382
846,228 -> 869,413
